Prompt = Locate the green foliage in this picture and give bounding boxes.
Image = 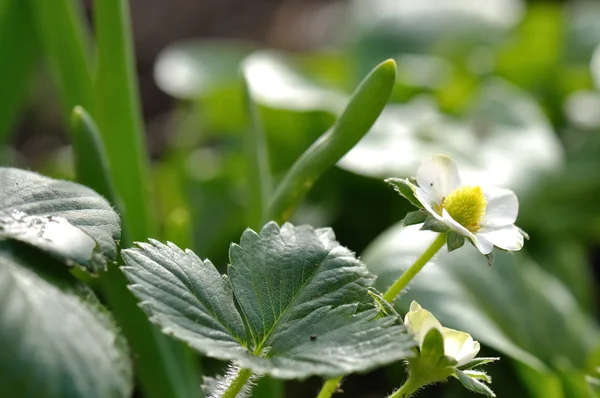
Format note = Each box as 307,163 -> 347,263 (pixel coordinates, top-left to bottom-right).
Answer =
0,168 -> 120,271
122,222 -> 416,378
0,1 -> 38,145
93,0 -> 157,242
70,106 -> 122,217
0,169 -> 131,397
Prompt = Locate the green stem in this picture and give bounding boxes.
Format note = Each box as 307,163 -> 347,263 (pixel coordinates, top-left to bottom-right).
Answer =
387,374 -> 423,398
316,376 -> 343,398
382,234 -> 446,302
315,234 -> 446,398
222,368 -> 253,398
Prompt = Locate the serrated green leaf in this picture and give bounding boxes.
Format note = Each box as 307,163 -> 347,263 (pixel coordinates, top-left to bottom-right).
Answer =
122,239 -> 249,356
228,222 -> 374,349
0,244 -> 132,398
446,231 -> 465,252
455,369 -> 496,397
0,168 -> 121,273
459,357 -> 500,370
420,216 -> 449,233
122,222 -> 416,378
402,210 -> 427,227
420,327 -> 445,366
0,211 -> 102,272
385,178 -> 423,209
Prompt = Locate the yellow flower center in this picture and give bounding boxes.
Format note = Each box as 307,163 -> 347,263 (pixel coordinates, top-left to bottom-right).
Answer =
441,186 -> 487,233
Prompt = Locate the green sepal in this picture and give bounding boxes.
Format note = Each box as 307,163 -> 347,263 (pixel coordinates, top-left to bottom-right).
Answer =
446,231 -> 465,252
385,178 -> 423,209
461,370 -> 492,384
458,357 -> 500,370
484,252 -> 494,267
455,369 -> 496,397
367,290 -> 388,318
437,355 -> 458,368
368,289 -> 404,322
420,327 -> 445,366
402,210 -> 428,227
421,216 -> 450,233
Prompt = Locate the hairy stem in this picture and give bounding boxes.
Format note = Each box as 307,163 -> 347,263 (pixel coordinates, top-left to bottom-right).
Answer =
316,376 -> 343,398
221,368 -> 253,398
387,374 -> 422,398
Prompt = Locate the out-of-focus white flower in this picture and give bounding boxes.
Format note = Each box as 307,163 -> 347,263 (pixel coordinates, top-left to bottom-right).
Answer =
404,301 -> 480,366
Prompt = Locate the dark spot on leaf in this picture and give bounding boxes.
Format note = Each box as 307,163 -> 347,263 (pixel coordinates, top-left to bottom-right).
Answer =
310,335 -> 317,341
430,183 -> 433,186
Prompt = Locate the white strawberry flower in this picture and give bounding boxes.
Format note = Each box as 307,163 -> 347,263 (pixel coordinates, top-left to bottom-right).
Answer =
398,154 -> 526,255
396,301 -> 498,398
404,301 -> 480,367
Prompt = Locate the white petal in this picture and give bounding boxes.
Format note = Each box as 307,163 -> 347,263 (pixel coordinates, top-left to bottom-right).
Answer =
441,210 -> 494,254
442,328 -> 472,360
442,328 -> 480,366
409,301 -> 422,312
441,209 -> 473,237
404,306 -> 444,347
473,234 -> 494,255
416,154 -> 461,203
415,188 -> 445,221
481,186 -> 519,228
478,225 -> 524,251
456,341 -> 481,366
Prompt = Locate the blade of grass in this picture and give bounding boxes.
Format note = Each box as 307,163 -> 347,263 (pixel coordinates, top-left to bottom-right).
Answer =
71,106 -> 122,212
268,59 -> 397,223
31,0 -> 94,116
92,0 -> 154,240
0,1 -> 39,145
241,72 -> 272,230
70,106 -> 204,398
92,1 -> 203,397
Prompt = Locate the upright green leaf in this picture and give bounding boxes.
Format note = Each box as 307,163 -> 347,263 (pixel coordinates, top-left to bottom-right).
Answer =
269,59 -> 397,223
71,106 -> 122,214
93,0 -> 156,241
0,1 -> 38,144
122,222 -> 416,378
0,244 -> 132,398
241,74 -> 272,229
32,0 -> 94,117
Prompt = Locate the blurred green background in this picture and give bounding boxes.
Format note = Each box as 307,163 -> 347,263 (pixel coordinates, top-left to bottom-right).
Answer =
2,0 -> 599,397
